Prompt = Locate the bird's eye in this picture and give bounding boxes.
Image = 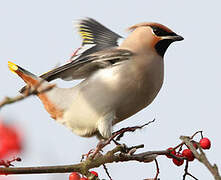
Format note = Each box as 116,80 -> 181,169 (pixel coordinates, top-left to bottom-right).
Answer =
151,26 -> 176,37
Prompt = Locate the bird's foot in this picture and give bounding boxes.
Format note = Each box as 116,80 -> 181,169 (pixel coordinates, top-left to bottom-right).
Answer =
87,120 -> 155,159
90,140 -> 106,159
81,149 -> 96,161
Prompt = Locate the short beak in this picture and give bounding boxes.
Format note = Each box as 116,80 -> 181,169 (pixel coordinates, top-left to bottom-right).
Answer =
162,35 -> 184,41
171,35 -> 184,41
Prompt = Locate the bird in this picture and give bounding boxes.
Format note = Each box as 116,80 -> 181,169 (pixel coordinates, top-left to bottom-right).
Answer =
8,18 -> 183,139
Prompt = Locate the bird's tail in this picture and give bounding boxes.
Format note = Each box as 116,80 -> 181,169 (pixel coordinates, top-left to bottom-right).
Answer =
8,61 -> 50,94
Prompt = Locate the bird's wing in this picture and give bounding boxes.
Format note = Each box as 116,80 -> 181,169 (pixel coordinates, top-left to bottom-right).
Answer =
40,48 -> 133,81
41,18 -> 123,81
70,18 -> 122,60
19,18 -> 123,93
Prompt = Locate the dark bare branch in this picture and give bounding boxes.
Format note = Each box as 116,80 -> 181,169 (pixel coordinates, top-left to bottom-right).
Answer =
180,136 -> 221,180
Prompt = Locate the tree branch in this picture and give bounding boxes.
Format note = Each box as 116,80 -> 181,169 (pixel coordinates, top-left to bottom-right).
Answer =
0,83 -> 55,110
180,136 -> 221,180
183,160 -> 198,180
0,145 -> 172,177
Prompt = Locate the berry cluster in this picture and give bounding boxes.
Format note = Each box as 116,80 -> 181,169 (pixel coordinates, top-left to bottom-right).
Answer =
166,137 -> 211,166
0,121 -> 22,158
69,171 -> 98,180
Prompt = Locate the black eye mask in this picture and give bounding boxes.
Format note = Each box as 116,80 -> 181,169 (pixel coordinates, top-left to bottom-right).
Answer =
151,26 -> 177,37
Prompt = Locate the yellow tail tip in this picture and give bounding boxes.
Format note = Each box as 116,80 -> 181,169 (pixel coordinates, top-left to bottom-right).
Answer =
8,61 -> 18,73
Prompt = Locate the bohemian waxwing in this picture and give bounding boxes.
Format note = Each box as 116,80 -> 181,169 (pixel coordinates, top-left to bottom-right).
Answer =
8,18 -> 183,139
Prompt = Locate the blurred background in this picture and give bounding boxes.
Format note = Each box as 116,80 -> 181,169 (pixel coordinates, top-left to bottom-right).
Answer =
0,0 -> 221,179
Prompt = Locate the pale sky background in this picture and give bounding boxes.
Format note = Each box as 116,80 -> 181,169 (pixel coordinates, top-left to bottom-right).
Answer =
0,0 -> 221,180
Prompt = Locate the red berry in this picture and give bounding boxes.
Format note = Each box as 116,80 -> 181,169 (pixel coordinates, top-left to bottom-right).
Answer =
200,138 -> 211,149
69,172 -> 80,180
80,178 -> 88,180
190,141 -> 198,149
0,144 -> 8,158
0,122 -> 22,158
172,154 -> 184,166
166,147 -> 176,158
182,149 -> 195,161
90,171 -> 98,177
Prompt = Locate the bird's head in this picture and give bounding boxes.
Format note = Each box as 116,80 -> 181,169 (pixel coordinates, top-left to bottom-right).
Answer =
126,22 -> 184,57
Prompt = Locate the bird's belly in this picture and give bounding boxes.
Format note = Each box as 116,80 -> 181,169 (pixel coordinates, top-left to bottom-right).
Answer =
61,61 -> 163,136
62,91 -> 101,137
80,63 -> 163,124
115,79 -> 162,123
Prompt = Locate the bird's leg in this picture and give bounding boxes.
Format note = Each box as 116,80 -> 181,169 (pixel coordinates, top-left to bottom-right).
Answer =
89,132 -> 123,159
90,127 -> 138,159
89,120 -> 155,159
81,149 -> 96,162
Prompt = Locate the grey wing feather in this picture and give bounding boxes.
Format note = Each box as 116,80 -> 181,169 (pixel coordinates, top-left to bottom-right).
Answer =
74,18 -> 122,59
42,18 -> 123,81
19,18 -> 123,93
40,49 -> 133,81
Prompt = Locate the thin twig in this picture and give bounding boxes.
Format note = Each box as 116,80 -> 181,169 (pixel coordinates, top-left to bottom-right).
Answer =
0,157 -> 21,168
126,144 -> 144,153
180,136 -> 221,180
102,164 -> 112,180
0,83 -> 55,110
154,159 -> 160,180
183,160 -> 198,180
115,119 -> 155,141
173,131 -> 203,151
144,159 -> 160,180
190,131 -> 203,139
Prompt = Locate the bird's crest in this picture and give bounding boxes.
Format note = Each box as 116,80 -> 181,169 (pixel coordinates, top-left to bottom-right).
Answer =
128,22 -> 173,33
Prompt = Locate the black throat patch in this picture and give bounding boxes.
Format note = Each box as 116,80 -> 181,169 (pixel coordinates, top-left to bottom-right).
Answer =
155,39 -> 173,58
